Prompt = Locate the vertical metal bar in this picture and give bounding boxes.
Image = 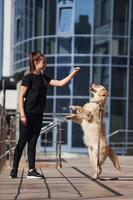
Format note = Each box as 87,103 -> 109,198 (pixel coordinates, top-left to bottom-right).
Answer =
56,123 -> 59,168
3,111 -> 6,170
2,78 -> 6,108
125,0 -> 131,154
58,121 -> 62,168
9,118 -> 13,167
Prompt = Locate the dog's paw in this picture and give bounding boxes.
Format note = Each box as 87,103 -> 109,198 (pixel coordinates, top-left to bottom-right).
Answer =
92,173 -> 98,180
66,114 -> 77,120
69,106 -> 79,114
66,115 -> 72,120
69,105 -> 77,111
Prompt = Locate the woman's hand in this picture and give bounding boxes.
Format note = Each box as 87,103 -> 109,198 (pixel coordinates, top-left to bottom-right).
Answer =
49,66 -> 80,87
20,116 -> 27,126
71,67 -> 80,76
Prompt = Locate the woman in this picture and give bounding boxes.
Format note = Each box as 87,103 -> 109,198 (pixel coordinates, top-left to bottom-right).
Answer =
10,52 -> 80,178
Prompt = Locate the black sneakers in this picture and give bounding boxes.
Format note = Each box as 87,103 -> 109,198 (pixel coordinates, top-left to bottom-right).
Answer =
9,168 -> 18,178
9,168 -> 42,179
26,169 -> 43,179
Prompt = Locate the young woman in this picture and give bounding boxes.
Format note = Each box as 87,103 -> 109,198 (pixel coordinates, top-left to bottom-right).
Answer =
10,52 -> 80,178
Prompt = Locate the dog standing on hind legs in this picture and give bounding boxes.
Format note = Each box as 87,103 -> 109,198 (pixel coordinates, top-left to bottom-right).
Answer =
66,84 -> 121,179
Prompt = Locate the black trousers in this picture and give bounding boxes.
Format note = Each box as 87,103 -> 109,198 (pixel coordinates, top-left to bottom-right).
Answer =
13,115 -> 42,170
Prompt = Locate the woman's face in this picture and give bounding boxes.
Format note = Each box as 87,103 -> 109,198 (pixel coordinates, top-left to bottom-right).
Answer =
35,56 -> 47,71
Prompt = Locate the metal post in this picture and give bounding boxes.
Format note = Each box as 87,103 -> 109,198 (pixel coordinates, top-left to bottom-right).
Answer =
56,125 -> 58,168
56,121 -> 62,168
58,121 -> 62,168
2,77 -> 6,108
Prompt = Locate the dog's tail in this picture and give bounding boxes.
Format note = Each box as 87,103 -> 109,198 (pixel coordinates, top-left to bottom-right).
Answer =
108,146 -> 121,171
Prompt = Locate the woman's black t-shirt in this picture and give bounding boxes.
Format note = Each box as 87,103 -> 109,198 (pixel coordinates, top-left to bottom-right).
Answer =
21,73 -> 51,116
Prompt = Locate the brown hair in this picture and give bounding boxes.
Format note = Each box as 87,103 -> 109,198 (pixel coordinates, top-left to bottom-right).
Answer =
29,52 -> 45,73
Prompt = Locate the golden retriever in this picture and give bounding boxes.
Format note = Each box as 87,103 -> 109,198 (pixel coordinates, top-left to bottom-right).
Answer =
66,84 -> 120,179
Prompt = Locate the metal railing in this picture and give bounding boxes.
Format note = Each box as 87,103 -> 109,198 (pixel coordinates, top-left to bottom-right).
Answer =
0,108 -> 67,172
40,115 -> 67,168
108,129 -> 133,155
0,105 -> 17,173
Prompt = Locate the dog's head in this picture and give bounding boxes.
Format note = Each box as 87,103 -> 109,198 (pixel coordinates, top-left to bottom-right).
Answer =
89,84 -> 107,106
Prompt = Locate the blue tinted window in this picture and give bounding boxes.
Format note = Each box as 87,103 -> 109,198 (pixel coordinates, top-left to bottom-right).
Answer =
58,37 -> 72,54
75,0 -> 93,34
59,8 -> 72,33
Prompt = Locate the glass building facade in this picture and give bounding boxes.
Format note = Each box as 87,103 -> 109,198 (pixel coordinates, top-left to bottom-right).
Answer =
12,0 -> 133,153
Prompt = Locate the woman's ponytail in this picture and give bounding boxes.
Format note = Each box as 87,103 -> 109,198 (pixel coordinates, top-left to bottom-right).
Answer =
29,52 -> 36,73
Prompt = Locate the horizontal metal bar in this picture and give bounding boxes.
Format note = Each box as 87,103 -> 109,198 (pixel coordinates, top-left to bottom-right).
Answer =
108,129 -> 133,138
0,147 -> 15,160
40,117 -> 67,135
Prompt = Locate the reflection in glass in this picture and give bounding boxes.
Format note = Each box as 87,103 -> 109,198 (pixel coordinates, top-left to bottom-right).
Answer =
92,67 -> 109,90
111,67 -> 127,97
57,56 -> 71,63
74,56 -> 90,64
131,2 -> 133,36
24,0 -> 34,39
34,38 -> 42,52
15,1 -> 24,42
16,17 -> 21,41
15,44 -> 24,61
73,66 -> 90,96
129,68 -> 133,98
45,0 -> 56,35
45,57 -> 55,64
59,8 -> 72,33
93,37 -> 110,54
56,98 -> 70,113
44,38 -> 55,54
110,100 -> 126,132
35,0 -> 42,36
75,37 -> 91,54
129,101 -> 133,129
94,0 -> 111,35
130,38 -> 133,55
112,57 -> 127,65
72,123 -> 85,147
130,57 -> 133,65
75,0 -> 92,34
110,100 -> 126,148
113,0 -> 129,36
128,69 -> 133,132
57,67 -> 71,95
44,98 -> 53,113
24,41 -> 33,58
112,38 -> 128,56
58,37 -> 72,54
93,56 -> 109,64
